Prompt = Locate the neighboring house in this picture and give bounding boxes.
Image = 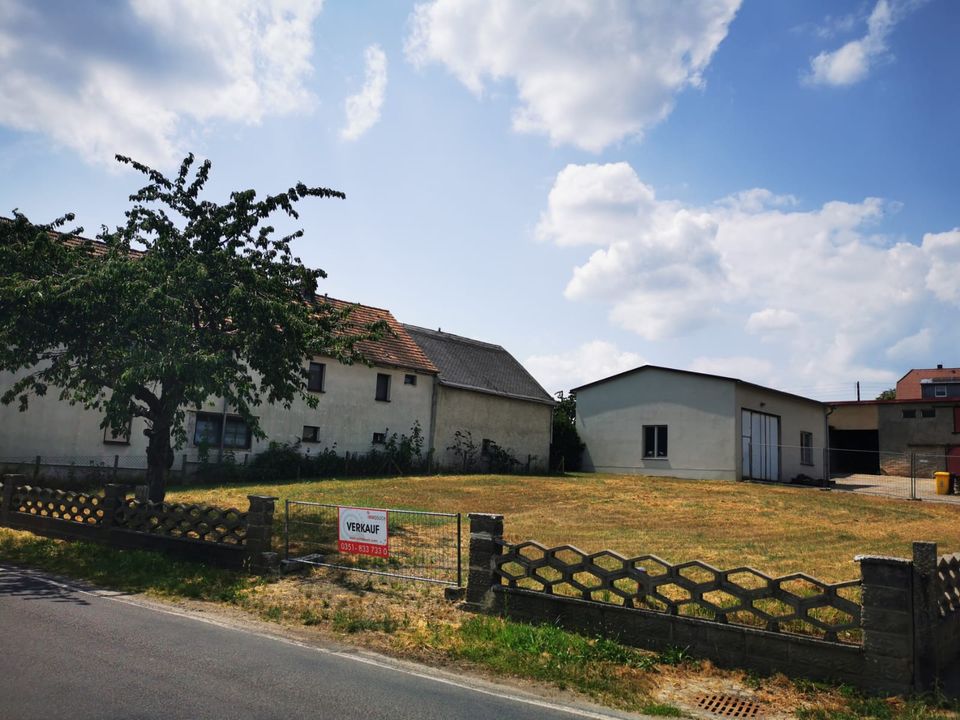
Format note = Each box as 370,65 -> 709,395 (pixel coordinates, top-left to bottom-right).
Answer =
573,365 -> 826,482
402,325 -> 554,472
828,397 -> 960,477
895,364 -> 960,400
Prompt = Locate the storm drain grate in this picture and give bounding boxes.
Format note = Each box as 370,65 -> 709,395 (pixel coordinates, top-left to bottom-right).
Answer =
695,694 -> 762,718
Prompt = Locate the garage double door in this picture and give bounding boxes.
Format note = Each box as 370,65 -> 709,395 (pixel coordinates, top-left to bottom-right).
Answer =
741,409 -> 780,481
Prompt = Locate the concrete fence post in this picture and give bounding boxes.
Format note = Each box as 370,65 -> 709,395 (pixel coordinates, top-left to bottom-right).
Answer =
246,495 -> 279,573
858,553 -> 915,695
1,473 -> 24,525
100,483 -> 126,540
912,541 -> 940,692
466,513 -> 504,608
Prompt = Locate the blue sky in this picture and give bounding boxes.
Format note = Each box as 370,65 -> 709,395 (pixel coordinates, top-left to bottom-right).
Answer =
1,0 -> 957,401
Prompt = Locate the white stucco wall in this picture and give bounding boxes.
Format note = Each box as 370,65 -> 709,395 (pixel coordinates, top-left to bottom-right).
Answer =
0,369 -> 150,460
432,386 -> 553,471
0,360 -> 435,464
245,360 -> 434,457
576,369 -> 738,480
735,385 -> 826,481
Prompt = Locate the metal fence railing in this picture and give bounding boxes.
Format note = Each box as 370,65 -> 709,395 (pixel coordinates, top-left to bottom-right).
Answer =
284,500 -> 462,586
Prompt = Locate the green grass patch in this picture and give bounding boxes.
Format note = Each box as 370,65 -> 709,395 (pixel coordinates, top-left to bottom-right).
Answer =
0,527 -> 256,602
454,616 -> 658,708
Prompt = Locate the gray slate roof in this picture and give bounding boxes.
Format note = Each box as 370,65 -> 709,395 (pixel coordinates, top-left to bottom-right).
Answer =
403,325 -> 555,405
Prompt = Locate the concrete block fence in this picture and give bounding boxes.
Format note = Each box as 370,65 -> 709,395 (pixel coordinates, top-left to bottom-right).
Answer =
0,474 -> 277,571
466,513 -> 960,696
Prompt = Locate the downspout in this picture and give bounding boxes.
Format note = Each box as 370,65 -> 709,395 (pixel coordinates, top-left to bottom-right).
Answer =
428,373 -> 440,469
823,405 -> 835,488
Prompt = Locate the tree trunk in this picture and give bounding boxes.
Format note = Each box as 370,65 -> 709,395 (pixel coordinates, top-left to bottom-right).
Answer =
145,421 -> 174,503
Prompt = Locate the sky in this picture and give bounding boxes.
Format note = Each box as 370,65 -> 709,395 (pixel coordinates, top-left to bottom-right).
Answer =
0,0 -> 957,402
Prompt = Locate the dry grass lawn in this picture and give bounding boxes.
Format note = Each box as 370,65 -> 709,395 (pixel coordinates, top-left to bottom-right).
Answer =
168,472 -> 960,582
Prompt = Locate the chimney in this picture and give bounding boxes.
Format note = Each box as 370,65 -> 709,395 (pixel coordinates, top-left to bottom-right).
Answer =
299,271 -> 318,303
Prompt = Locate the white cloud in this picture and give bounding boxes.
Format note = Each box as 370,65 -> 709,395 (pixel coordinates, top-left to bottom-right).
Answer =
405,0 -> 741,152
525,341 -> 645,395
341,44 -> 388,141
886,328 -> 932,361
922,229 -> 960,303
804,0 -> 925,87
746,308 -> 800,334
688,356 -> 774,385
537,162 -> 960,393
0,0 -> 324,167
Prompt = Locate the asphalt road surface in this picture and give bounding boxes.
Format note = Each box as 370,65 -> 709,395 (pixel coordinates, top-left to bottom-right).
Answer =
0,565 -> 641,720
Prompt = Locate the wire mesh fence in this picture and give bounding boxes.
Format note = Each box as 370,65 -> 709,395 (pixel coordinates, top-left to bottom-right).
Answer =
0,454 -> 151,487
829,448 -> 957,502
284,500 -> 462,586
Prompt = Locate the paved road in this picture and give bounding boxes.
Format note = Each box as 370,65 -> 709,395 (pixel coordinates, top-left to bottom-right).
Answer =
0,566 -> 639,720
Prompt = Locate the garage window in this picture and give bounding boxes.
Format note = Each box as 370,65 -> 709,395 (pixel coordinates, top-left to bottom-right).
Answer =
800,431 -> 814,466
643,425 -> 668,458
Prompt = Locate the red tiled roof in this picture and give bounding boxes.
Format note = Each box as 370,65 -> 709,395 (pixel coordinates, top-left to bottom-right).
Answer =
320,297 -> 438,375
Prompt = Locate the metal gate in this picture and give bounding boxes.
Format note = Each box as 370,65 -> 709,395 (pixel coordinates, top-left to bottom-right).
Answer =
284,500 -> 462,586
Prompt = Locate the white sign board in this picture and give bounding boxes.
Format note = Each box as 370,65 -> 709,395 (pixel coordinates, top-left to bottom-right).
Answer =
337,506 -> 389,558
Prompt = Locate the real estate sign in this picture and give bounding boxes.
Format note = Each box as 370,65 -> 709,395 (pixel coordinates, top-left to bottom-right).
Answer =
337,506 -> 389,558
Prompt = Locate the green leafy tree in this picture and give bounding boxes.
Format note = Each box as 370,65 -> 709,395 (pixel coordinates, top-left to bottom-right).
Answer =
0,154 -> 383,501
876,388 -> 896,400
550,391 -> 585,472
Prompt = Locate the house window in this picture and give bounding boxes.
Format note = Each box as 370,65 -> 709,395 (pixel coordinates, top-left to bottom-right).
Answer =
936,385 -> 948,398
375,373 -> 391,402
481,438 -> 495,456
954,407 -> 960,433
372,432 -> 386,445
921,408 -> 936,419
643,425 -> 668,458
103,420 -> 131,445
800,431 -> 814,466
902,409 -> 917,419
307,362 -> 325,392
194,412 -> 251,450
404,374 -> 417,386
302,426 -> 320,443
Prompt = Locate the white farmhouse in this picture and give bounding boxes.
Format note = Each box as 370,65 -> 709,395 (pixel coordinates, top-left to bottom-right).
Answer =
573,365 -> 826,482
404,325 -> 555,471
0,297 -> 554,475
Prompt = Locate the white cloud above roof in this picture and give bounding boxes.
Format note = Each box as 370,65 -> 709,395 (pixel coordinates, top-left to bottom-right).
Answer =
341,45 -> 388,141
0,0 -> 324,167
537,161 -> 960,392
525,341 -> 644,395
405,0 -> 741,152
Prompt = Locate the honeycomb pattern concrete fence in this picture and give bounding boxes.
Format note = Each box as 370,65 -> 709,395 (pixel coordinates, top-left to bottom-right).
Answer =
937,553 -> 960,616
0,475 -> 277,571
494,541 -> 862,643
466,514 -> 960,697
